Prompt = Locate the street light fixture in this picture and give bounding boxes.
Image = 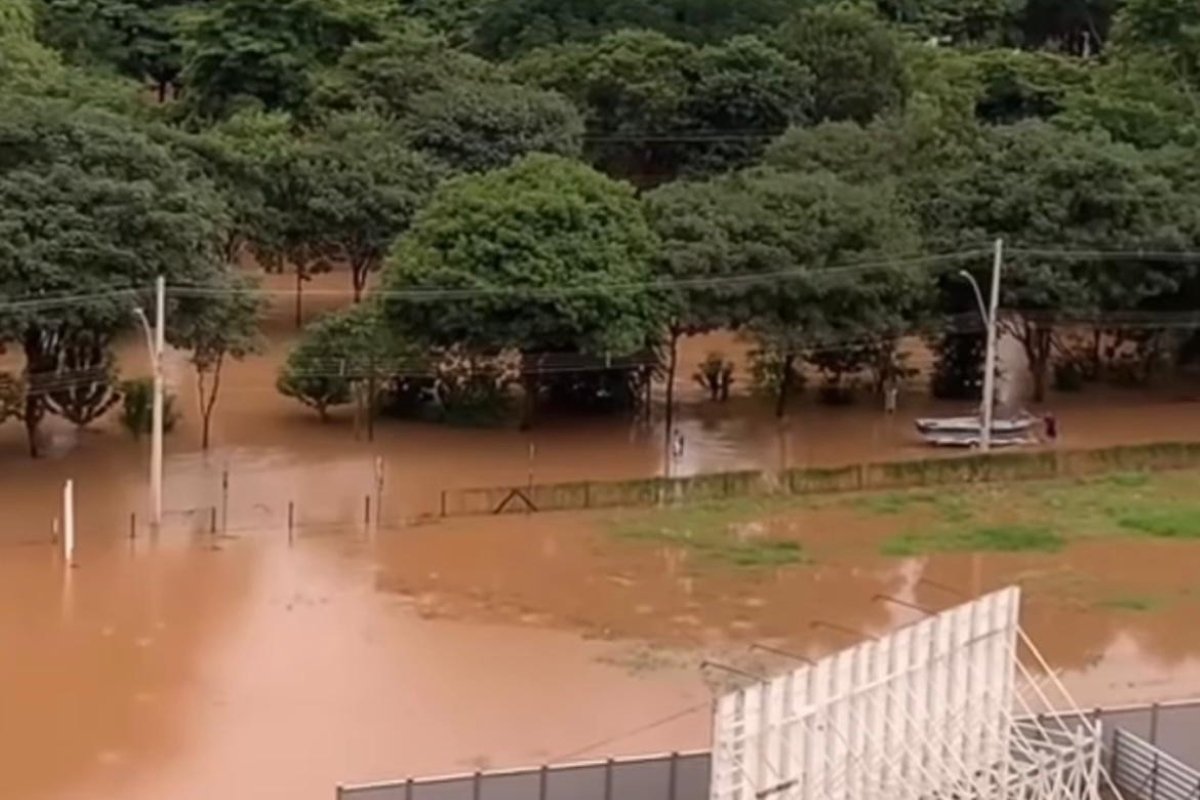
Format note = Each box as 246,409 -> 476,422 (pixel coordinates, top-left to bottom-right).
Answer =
957,240 -> 1004,452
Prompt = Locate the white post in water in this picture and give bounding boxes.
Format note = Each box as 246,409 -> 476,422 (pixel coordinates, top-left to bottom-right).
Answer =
63,479 -> 75,566
151,275 -> 165,526
981,238 -> 1004,453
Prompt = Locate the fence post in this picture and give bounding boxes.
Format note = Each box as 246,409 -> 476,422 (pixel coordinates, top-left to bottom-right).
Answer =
221,467 -> 229,533
287,501 -> 294,545
472,771 -> 482,800
539,765 -> 548,800
440,490 -> 447,518
668,752 -> 679,800
210,506 -> 217,535
364,495 -> 371,528
1151,702 -> 1160,746
604,759 -> 614,800
1153,751 -> 1161,799
405,778 -> 413,800
130,512 -> 136,540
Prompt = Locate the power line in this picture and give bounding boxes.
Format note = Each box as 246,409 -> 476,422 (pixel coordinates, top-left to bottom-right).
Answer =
550,701 -> 710,763
1007,248 -> 1200,262
0,288 -> 143,313
3,246 -> 1200,312
167,250 -> 989,302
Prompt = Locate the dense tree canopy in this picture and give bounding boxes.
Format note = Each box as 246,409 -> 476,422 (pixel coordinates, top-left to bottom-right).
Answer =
38,0 -> 203,99
382,153 -> 662,356
179,0 -> 382,119
2,0 -> 1200,443
649,167 -> 924,413
517,30 -> 813,182
0,95 -> 231,453
473,0 -> 802,59
775,3 -> 909,123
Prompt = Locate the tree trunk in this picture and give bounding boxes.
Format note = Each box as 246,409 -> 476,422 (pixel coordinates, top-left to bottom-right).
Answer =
352,260 -> 369,304
21,327 -> 53,459
1022,323 -> 1054,403
294,267 -> 304,330
197,355 -> 224,451
24,394 -> 41,458
367,364 -> 376,443
1088,327 -> 1103,380
662,328 -> 680,466
775,353 -> 795,419
520,371 -> 538,430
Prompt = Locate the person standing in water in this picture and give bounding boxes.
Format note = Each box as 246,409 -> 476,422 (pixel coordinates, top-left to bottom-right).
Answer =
1043,412 -> 1058,443
884,379 -> 899,414
672,430 -> 686,459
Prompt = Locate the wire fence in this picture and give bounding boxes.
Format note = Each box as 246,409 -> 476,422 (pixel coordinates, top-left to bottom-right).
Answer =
7,440 -> 1200,553
439,440 -> 1200,518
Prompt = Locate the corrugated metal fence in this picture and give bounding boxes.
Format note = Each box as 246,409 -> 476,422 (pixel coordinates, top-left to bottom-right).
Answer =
337,751 -> 710,800
1112,729 -> 1200,800
336,701 -> 1200,800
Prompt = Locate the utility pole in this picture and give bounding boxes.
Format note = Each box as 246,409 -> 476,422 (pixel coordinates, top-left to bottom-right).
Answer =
151,276 -> 165,525
133,277 -> 166,527
981,239 -> 1004,453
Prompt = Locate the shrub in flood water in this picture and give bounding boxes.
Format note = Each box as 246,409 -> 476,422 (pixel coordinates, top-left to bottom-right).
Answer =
119,378 -> 178,439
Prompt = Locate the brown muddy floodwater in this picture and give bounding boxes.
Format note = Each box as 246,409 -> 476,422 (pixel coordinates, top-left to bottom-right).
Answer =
1,270 -> 1199,798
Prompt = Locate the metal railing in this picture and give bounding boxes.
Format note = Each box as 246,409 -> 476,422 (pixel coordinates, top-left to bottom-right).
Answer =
1112,728 -> 1200,800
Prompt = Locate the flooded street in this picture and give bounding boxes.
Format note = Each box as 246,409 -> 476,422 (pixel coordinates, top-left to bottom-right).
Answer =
1,274 -> 1199,799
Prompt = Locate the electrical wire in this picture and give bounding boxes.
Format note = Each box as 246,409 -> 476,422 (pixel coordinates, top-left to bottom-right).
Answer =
2,246 -> 1199,312
549,701 -> 711,764
165,250 -> 990,303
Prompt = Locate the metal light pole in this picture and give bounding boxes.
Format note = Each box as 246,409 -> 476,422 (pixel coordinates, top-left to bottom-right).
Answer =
133,277 -> 166,525
957,239 -> 1004,452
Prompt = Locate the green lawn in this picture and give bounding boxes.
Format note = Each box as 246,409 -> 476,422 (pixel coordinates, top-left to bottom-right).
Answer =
606,469 -> 1200,566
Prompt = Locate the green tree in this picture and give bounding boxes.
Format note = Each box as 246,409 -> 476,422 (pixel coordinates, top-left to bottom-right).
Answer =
918,122 -> 1189,401
776,3 -> 908,123
473,0 -> 802,59
516,31 -> 812,183
314,27 -> 586,171
877,0 -> 1021,44
277,304 -> 407,422
179,0 -> 381,119
1112,0 -> 1200,95
649,168 -> 923,417
312,26 -> 496,117
38,0 -> 204,100
381,154 -> 663,424
172,277 -> 264,449
389,0 -> 489,46
0,96 -> 229,455
398,80 -> 583,173
0,0 -> 65,89
277,113 -> 444,307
